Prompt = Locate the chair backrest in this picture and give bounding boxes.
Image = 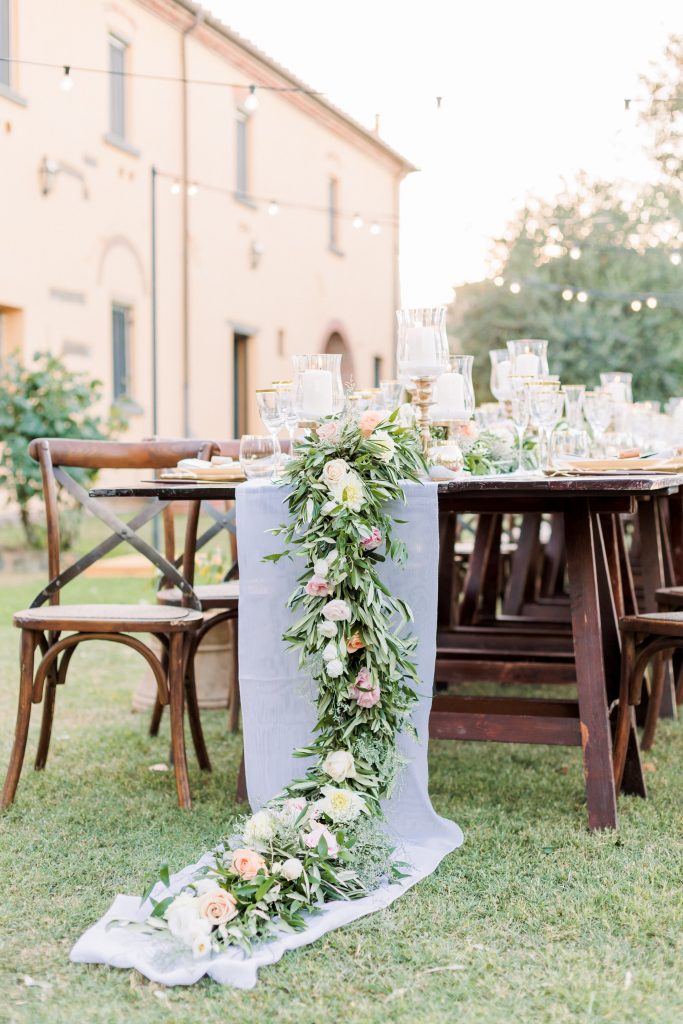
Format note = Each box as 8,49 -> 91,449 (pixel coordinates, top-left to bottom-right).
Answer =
28,438 -> 219,609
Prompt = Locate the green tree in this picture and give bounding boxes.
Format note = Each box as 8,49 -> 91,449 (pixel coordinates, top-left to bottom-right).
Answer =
450,174 -> 683,403
0,352 -> 125,548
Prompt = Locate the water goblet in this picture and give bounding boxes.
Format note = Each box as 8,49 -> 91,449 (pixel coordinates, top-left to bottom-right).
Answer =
239,435 -> 280,480
527,383 -> 564,471
272,380 -> 298,457
256,388 -> 285,468
380,379 -> 403,409
509,376 -> 531,473
583,388 -> 613,454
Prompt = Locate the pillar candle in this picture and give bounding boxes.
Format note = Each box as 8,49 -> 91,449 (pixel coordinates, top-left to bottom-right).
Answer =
301,369 -> 334,417
436,371 -> 466,414
514,353 -> 540,377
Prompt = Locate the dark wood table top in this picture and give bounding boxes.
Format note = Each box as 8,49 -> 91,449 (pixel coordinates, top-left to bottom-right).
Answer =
90,473 -> 683,501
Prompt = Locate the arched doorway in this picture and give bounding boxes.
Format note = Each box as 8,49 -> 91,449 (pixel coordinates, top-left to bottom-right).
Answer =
324,330 -> 355,386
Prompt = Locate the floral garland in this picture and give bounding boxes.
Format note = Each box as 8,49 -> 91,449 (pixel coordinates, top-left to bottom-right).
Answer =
121,409 -> 427,959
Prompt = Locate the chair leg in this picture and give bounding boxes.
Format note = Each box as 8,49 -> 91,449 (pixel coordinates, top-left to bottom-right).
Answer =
613,632 -> 635,791
168,632 -> 192,809
642,652 -> 665,750
149,697 -> 164,736
235,750 -> 247,804
184,644 -> 212,772
1,631 -> 37,810
34,672 -> 57,770
228,618 -> 241,734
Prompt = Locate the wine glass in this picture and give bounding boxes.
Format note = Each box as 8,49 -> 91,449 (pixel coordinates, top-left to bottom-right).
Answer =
528,383 -> 564,471
509,376 -> 531,473
583,389 -> 613,455
489,349 -> 512,402
272,380 -> 298,457
239,435 -> 280,479
380,379 -> 403,409
255,390 -> 284,472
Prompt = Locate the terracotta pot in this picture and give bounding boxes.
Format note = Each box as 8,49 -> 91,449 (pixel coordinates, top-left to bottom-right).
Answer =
132,614 -> 235,711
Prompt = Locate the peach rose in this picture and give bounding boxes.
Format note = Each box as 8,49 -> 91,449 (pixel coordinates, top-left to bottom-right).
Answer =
316,421 -> 338,442
359,410 -> 385,437
198,889 -> 239,925
346,632 -> 365,653
231,848 -> 267,880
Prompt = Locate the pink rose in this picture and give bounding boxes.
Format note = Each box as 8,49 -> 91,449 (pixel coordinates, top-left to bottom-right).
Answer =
231,848 -> 267,880
322,599 -> 352,622
359,410 -> 385,437
360,527 -> 382,552
316,421 -> 338,442
305,826 -> 339,858
348,667 -> 381,709
198,889 -> 239,925
305,574 -> 332,597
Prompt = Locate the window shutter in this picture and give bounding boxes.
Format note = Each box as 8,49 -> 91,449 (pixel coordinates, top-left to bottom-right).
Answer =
112,304 -> 128,399
109,38 -> 126,138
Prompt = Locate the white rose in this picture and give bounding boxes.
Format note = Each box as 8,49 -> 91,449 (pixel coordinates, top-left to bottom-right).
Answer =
372,430 -> 397,463
314,559 -> 329,578
276,797 -> 309,826
322,599 -> 352,622
316,785 -> 366,823
280,857 -> 304,881
318,620 -> 337,638
194,878 -> 220,896
322,749 -> 356,782
326,658 -> 344,678
322,640 -> 339,662
321,459 -> 349,490
243,810 -> 275,847
165,893 -> 201,942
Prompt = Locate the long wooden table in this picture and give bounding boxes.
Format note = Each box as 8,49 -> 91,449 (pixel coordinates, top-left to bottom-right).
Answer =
91,473 -> 683,830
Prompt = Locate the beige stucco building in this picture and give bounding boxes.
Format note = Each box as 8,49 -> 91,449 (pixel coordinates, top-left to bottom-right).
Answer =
0,0 -> 413,439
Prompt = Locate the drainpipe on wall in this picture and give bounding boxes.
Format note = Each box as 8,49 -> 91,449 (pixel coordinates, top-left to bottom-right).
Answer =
180,11 -> 204,436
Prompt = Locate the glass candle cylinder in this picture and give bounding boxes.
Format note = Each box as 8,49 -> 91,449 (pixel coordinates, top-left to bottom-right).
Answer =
292,354 -> 344,421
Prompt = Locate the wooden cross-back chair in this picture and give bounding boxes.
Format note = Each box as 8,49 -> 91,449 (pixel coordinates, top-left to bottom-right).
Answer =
1,437 -> 219,812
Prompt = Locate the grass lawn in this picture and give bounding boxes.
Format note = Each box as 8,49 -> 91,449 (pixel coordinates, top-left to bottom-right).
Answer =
0,574 -> 682,1024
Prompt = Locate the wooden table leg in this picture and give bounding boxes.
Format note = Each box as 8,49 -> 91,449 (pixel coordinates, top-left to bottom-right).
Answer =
637,497 -> 677,718
459,514 -> 500,626
564,500 -> 618,830
503,513 -> 541,616
437,510 -> 457,629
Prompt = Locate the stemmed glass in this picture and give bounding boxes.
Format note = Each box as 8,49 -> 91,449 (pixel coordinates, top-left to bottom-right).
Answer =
583,389 -> 613,455
527,383 -> 564,472
380,380 -> 403,409
255,389 -> 283,470
272,380 -> 298,457
509,377 -> 531,473
239,435 -> 280,480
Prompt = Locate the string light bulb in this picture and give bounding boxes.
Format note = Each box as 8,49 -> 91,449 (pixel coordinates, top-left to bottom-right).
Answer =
352,214 -> 364,229
493,275 -> 504,287
267,200 -> 279,216
631,299 -> 642,311
170,180 -> 181,195
244,85 -> 259,113
187,183 -> 199,197
646,296 -> 658,309
60,65 -> 74,92
671,252 -> 681,266
576,291 -> 588,303
562,288 -> 574,301
509,282 -> 521,294
569,246 -> 582,260
369,221 -> 381,236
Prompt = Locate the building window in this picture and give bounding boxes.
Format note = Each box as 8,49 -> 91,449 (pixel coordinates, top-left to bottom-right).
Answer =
236,112 -> 249,198
233,332 -> 249,435
0,0 -> 10,87
328,177 -> 340,251
109,35 -> 127,139
373,356 -> 382,387
112,303 -> 131,400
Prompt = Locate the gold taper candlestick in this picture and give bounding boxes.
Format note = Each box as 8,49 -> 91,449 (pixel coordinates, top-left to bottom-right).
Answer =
411,376 -> 436,459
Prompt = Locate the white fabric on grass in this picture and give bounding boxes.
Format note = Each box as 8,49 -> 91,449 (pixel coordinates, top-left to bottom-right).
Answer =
71,479 -> 462,987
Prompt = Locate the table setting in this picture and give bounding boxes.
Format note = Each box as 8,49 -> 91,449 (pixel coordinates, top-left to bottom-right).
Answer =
70,305 -> 683,987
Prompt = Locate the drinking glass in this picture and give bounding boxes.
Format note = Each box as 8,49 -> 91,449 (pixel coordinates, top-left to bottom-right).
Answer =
433,354 -> 475,421
256,388 -> 285,466
380,379 -> 403,409
292,353 -> 345,422
528,383 -> 564,471
239,435 -> 280,479
489,349 -> 512,401
506,339 -> 549,378
583,388 -> 613,454
272,380 -> 298,456
509,376 -> 531,473
551,386 -> 590,463
396,307 -> 450,380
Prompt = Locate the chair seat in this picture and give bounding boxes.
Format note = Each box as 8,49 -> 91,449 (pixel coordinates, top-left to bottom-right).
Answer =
158,581 -> 239,609
619,612 -> 683,638
655,586 -> 683,608
14,604 -> 203,633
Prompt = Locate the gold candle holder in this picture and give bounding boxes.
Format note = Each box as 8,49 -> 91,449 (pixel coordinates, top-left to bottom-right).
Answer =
411,376 -> 436,459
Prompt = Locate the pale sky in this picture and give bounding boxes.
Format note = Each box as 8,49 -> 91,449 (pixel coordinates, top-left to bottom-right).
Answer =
206,0 -> 683,304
